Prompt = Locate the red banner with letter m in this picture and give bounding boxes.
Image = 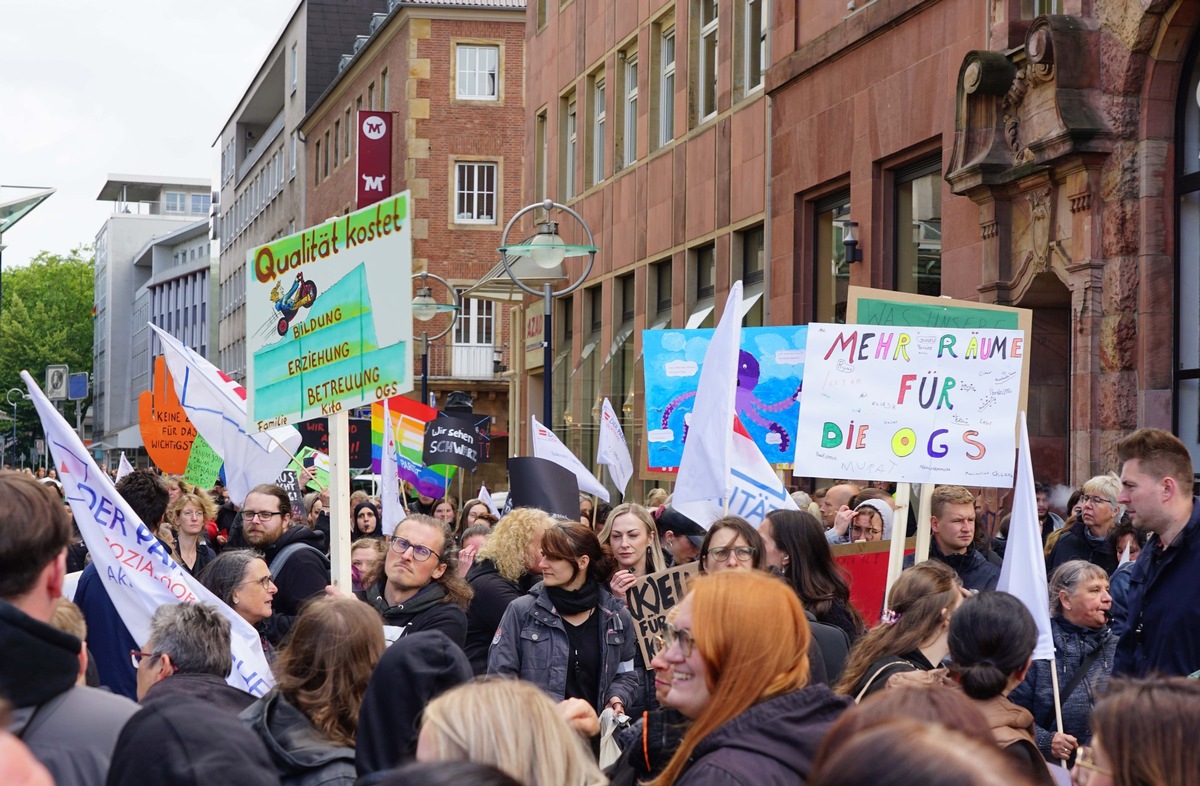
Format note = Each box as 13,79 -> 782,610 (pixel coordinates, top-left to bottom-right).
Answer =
356,110 -> 393,209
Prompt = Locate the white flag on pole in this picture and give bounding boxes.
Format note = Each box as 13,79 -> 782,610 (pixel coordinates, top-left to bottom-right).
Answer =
673,416 -> 799,529
673,282 -> 743,506
115,452 -> 134,482
531,415 -> 610,502
997,411 -> 1056,661
150,324 -> 301,505
22,371 -> 274,697
596,398 -> 633,498
479,484 -> 500,518
380,404 -> 404,536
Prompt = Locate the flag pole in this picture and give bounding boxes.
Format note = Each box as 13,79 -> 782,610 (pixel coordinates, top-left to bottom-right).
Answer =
1049,657 -> 1067,768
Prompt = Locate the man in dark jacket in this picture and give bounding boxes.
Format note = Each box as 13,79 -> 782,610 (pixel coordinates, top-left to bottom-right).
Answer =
242,484 -> 330,645
357,514 -> 470,646
135,602 -> 255,714
904,484 -> 1001,592
1113,428 -> 1200,677
0,472 -> 140,785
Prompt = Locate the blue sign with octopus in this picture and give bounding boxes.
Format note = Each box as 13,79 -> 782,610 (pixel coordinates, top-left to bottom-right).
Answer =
643,326 -> 807,470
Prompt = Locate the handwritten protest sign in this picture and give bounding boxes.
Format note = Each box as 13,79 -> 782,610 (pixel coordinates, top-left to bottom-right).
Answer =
422,414 -> 480,470
277,469 -> 307,518
626,563 -> 698,667
797,324 -> 1024,487
181,432 -> 222,488
287,446 -> 331,491
138,356 -> 197,474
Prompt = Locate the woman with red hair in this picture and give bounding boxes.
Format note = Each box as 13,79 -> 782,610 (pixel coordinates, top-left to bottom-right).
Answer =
649,570 -> 850,786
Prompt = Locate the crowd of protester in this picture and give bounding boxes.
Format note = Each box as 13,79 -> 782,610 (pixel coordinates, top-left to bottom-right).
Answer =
3,425 -> 1200,785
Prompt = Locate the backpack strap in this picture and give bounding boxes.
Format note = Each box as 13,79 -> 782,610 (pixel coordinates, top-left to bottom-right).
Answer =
854,661 -> 914,704
269,542 -> 330,578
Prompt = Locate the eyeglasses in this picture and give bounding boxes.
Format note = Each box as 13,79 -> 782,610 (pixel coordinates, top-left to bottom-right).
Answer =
1073,747 -> 1112,783
706,546 -> 756,563
390,537 -> 441,562
243,510 -> 282,521
130,649 -> 156,669
851,525 -> 883,537
663,622 -> 696,658
1079,494 -> 1114,508
239,574 -> 275,590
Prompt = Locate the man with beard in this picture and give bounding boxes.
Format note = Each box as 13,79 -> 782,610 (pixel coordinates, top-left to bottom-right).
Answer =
241,483 -> 329,644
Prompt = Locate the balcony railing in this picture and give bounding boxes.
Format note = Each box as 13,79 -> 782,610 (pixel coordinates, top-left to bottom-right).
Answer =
420,343 -> 508,380
237,109 -> 286,184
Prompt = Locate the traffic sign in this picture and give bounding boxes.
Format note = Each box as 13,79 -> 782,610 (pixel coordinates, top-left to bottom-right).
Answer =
45,364 -> 69,401
68,372 -> 89,401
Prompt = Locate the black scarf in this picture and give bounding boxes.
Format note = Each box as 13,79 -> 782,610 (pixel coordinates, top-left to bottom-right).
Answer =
546,577 -> 600,616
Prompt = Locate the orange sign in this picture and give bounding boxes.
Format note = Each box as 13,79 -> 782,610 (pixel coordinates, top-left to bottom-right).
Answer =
138,356 -> 198,474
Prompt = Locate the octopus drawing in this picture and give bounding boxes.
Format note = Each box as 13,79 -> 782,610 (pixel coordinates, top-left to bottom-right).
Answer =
660,350 -> 802,453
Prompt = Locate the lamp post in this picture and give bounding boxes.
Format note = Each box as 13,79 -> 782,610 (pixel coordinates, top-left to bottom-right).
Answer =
6,387 -> 28,467
499,199 -> 597,431
411,272 -> 460,407
842,220 -> 863,263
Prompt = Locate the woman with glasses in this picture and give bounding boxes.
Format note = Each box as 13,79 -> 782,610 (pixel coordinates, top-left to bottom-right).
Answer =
488,523 -> 640,718
242,596 -> 385,786
835,561 -> 965,701
698,516 -> 766,574
166,489 -> 217,576
1072,677 -> 1200,786
1048,474 -> 1122,575
357,514 -> 472,646
1010,560 -> 1116,767
648,570 -> 850,786
198,549 -> 278,657
761,509 -> 866,643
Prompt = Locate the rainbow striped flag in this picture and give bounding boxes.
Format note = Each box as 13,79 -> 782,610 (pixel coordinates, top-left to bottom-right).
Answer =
371,395 -> 456,498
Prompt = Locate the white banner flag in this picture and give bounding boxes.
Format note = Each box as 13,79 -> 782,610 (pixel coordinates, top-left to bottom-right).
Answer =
22,371 -> 274,697
479,484 -> 500,518
151,324 -> 301,504
531,415 -> 610,502
596,398 -> 634,498
380,403 -> 404,536
115,452 -> 134,482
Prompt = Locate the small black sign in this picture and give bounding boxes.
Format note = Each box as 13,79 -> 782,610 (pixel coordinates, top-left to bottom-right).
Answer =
296,418 -> 372,468
505,457 -> 580,520
422,414 -> 480,470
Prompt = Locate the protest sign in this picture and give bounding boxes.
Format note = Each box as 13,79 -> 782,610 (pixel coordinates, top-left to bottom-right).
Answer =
23,371 -> 274,697
372,396 -> 456,497
643,325 -> 806,470
181,432 -> 222,488
277,469 -> 307,517
626,563 -> 699,666
287,446 -> 330,491
596,398 -> 633,498
506,457 -> 580,519
832,539 -> 913,626
137,355 -> 197,474
296,418 -> 373,468
245,192 -> 414,430
796,323 -> 1024,487
422,414 -> 480,470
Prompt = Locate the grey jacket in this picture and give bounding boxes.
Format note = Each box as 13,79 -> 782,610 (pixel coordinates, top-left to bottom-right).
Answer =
487,582 -> 641,711
240,689 -> 355,786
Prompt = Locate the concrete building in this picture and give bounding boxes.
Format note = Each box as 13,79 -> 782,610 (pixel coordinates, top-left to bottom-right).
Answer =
93,175 -> 211,460
215,0 -> 386,384
299,0 -> 526,489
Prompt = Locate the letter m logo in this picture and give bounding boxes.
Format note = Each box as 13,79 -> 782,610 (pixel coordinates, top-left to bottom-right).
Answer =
362,174 -> 385,192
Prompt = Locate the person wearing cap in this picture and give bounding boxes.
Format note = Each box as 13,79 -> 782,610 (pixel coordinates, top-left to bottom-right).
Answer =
850,499 -> 893,543
655,507 -> 704,566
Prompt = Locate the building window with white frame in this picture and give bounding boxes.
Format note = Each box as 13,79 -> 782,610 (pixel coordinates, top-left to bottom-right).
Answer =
455,162 -> 497,224
165,192 -> 186,213
743,0 -> 766,94
592,76 -> 606,186
453,290 -> 495,378
457,44 -> 500,101
291,43 -> 298,93
659,27 -> 676,146
696,0 -> 718,123
622,54 -> 638,167
563,94 -> 578,199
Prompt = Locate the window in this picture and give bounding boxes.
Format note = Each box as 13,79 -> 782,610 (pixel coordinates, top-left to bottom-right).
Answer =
814,194 -> 851,323
619,272 -> 636,323
537,0 -> 547,28
1175,50 -> 1200,464
455,162 -> 497,223
658,27 -> 676,146
696,245 -> 715,299
344,109 -> 352,160
653,259 -> 673,320
453,293 -> 495,377
588,285 -> 604,334
737,225 -> 765,326
457,45 -> 500,100
742,0 -> 766,94
333,120 -> 340,166
591,76 -> 606,186
562,94 -> 578,199
622,54 -> 638,167
291,43 -> 298,93
696,0 -> 718,123
165,192 -> 186,213
1021,0 -> 1062,15
290,132 -> 297,177
688,245 -> 716,328
381,68 -> 389,109
323,131 -> 330,177
894,160 -> 942,298
314,140 -> 322,184
535,110 -> 548,203
191,193 -> 211,214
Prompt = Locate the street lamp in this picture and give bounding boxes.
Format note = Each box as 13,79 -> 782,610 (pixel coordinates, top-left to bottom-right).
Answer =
499,199 -> 597,431
411,272 -> 460,406
6,387 -> 28,467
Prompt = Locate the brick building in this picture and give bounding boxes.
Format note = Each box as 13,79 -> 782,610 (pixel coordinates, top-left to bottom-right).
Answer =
299,0 -> 526,490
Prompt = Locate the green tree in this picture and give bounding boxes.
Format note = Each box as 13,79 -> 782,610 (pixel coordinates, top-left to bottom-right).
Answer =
0,246 -> 94,467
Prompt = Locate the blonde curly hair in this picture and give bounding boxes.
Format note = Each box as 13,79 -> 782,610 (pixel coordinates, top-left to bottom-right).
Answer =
475,507 -> 553,582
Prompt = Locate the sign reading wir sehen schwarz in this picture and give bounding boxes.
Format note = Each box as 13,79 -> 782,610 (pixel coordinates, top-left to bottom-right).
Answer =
245,193 -> 414,432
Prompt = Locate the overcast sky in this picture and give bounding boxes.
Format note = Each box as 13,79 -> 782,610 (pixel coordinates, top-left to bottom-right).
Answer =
0,0 -> 297,267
